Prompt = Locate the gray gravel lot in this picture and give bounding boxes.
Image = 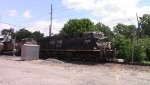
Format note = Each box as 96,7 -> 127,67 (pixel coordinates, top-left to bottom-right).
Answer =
0,56 -> 150,85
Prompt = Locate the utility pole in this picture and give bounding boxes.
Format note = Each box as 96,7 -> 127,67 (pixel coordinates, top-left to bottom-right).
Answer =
128,19 -> 135,63
136,13 -> 141,38
131,27 -> 135,63
130,14 -> 140,63
49,4 -> 53,36
0,14 -> 1,23
136,13 -> 140,29
0,14 -> 1,35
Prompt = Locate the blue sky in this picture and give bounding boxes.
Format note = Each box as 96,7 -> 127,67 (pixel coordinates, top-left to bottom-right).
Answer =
0,0 -> 150,36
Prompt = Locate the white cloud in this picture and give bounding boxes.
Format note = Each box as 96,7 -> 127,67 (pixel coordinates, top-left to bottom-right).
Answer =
23,10 -> 31,18
62,0 -> 150,29
29,20 -> 65,36
92,0 -> 138,17
9,9 -> 17,16
0,23 -> 10,34
62,0 -> 95,10
90,19 -> 98,24
0,23 -> 10,29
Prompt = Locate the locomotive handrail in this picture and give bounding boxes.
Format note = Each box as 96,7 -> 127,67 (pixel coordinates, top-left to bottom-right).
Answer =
40,49 -> 101,52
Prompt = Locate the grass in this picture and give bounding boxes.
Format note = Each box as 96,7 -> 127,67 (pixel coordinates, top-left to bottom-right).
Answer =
142,61 -> 150,65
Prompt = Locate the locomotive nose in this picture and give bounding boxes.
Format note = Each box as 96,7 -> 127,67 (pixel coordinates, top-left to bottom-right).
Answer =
95,37 -> 110,49
106,42 -> 111,49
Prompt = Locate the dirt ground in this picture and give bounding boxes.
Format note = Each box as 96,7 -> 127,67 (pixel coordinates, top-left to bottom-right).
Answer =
0,56 -> 150,85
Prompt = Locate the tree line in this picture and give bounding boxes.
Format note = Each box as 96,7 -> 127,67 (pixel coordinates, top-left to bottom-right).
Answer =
59,14 -> 150,63
1,28 -> 44,40
1,14 -> 150,63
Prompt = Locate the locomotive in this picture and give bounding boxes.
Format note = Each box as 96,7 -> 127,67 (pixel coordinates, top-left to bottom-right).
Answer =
0,29 -> 21,55
37,31 -> 115,62
0,29 -> 36,55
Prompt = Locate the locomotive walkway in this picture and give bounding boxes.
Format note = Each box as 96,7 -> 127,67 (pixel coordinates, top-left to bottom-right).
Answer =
0,55 -> 150,85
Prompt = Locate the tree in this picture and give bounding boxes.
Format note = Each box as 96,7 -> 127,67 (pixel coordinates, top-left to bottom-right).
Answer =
114,23 -> 136,39
113,34 -> 132,62
1,28 -> 15,38
31,31 -> 44,40
134,38 -> 150,62
113,22 -> 149,62
60,18 -> 98,35
14,28 -> 32,40
134,45 -> 147,62
139,14 -> 150,37
1,29 -> 9,35
95,22 -> 113,37
113,24 -> 136,62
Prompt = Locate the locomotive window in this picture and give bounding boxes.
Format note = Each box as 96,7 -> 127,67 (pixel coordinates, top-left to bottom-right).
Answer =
50,40 -> 55,45
57,40 -> 62,44
84,34 -> 91,39
55,40 -> 62,48
102,38 -> 109,42
76,34 -> 82,39
85,39 -> 91,43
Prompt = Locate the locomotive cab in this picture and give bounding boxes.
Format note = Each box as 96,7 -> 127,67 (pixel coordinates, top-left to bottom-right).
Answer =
93,32 -> 111,50
83,32 -> 111,50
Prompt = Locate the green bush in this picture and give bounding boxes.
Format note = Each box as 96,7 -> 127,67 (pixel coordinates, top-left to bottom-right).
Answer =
114,34 -> 132,62
134,38 -> 150,62
134,46 -> 147,62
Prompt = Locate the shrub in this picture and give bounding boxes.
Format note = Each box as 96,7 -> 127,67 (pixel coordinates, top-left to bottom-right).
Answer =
134,46 -> 147,63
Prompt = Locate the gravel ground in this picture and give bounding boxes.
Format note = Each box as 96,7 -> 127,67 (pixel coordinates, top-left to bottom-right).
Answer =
0,55 -> 150,85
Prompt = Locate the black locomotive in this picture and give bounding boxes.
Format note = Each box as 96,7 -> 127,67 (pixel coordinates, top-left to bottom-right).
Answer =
37,31 -> 115,62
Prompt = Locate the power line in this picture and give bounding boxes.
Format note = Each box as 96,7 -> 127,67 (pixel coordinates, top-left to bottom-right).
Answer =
0,22 -> 26,29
